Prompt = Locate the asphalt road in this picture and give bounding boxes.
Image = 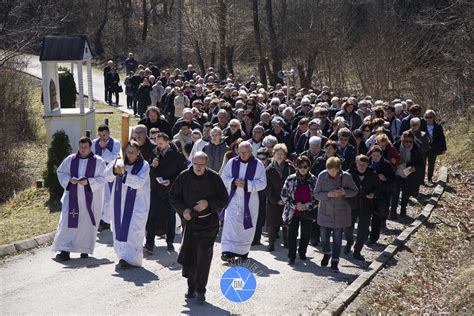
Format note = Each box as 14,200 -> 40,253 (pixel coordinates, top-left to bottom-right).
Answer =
23,54 -> 133,115
1,227 -> 382,315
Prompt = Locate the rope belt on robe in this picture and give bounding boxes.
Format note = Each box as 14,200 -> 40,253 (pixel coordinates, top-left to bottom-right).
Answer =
95,138 -> 115,192
68,153 -> 97,228
113,159 -> 145,242
219,156 -> 258,230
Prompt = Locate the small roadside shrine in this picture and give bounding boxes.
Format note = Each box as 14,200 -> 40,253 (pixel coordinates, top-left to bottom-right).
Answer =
40,34 -> 95,152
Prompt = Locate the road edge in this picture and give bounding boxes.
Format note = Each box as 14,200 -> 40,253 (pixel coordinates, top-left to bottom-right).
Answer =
0,231 -> 56,259
320,166 -> 448,316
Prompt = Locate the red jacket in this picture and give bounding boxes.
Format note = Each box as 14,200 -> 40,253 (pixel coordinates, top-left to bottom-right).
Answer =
367,142 -> 400,168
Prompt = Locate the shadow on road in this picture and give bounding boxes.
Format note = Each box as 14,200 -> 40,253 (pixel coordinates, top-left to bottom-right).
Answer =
180,299 -> 231,315
55,257 -> 115,269
112,265 -> 159,286
96,230 -> 114,247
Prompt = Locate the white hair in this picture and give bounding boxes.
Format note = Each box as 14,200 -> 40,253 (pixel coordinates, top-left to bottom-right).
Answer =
229,118 -> 241,128
309,136 -> 322,146
283,107 -> 295,117
238,140 -> 252,150
410,117 -> 421,125
270,97 -> 281,106
262,135 -> 278,147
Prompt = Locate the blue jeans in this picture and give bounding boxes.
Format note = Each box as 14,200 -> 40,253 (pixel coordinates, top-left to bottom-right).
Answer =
320,227 -> 343,262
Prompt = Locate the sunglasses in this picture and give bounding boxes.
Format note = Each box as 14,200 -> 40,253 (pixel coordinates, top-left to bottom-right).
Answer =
257,155 -> 268,160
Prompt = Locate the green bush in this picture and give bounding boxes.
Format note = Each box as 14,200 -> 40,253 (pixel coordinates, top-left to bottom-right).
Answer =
43,130 -> 72,202
58,66 -> 77,108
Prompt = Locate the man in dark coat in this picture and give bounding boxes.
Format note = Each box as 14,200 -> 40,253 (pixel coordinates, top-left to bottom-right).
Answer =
266,116 -> 293,155
104,67 -> 120,105
145,133 -> 187,253
103,60 -> 113,103
265,148 -> 295,252
130,70 -> 145,115
399,104 -> 427,135
138,106 -> 172,138
183,64 -> 196,81
424,110 -> 447,184
124,52 -> 138,74
337,128 -> 357,171
345,155 -> 380,261
169,151 -> 228,303
390,131 -> 424,219
132,124 -> 155,162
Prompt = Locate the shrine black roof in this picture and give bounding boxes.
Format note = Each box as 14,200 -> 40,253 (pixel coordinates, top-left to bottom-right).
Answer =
40,35 -> 92,61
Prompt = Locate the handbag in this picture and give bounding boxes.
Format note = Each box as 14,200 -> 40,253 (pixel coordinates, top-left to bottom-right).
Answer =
117,85 -> 124,93
301,206 -> 318,221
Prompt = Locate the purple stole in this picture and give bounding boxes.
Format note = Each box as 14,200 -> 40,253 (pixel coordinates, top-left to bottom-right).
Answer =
95,138 -> 114,191
113,159 -> 145,242
68,154 -> 97,228
219,157 -> 258,230
94,138 -> 114,156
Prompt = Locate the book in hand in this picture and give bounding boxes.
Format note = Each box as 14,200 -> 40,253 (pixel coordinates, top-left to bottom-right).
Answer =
403,167 -> 414,177
71,177 -> 87,181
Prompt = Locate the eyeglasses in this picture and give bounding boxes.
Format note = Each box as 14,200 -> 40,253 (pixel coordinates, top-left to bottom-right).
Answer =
257,155 -> 268,160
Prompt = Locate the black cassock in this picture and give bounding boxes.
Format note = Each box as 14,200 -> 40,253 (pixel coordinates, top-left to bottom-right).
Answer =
169,167 -> 228,293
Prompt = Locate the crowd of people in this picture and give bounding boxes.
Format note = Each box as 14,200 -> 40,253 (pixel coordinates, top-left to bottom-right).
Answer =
53,53 -> 448,303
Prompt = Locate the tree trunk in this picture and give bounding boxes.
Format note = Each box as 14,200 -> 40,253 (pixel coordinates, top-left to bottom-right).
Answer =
297,50 -> 317,88
265,0 -> 283,85
94,0 -> 109,56
225,45 -> 234,76
252,0 -> 267,88
217,0 -> 227,82
120,0 -> 133,49
150,0 -> 158,24
142,0 -> 149,41
209,41 -> 217,68
175,0 -> 182,66
194,40 -> 206,76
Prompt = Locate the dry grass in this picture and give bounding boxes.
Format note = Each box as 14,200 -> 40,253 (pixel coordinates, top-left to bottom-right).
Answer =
345,121 -> 474,314
0,188 -> 60,244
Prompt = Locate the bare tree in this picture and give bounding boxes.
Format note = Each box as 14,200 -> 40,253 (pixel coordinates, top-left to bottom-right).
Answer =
0,1 -> 71,66
251,0 -> 268,88
217,0 -> 227,81
142,0 -> 149,41
265,0 -> 283,85
94,0 -> 110,56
